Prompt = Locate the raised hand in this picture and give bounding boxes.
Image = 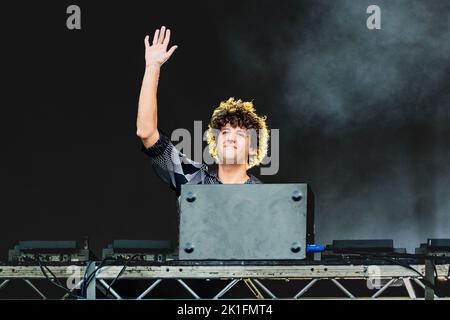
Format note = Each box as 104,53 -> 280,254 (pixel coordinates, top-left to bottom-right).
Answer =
144,26 -> 178,68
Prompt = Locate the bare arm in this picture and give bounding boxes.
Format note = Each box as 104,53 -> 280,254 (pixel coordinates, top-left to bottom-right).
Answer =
136,26 -> 178,148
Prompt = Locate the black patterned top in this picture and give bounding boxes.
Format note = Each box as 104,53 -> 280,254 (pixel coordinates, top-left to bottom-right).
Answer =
141,131 -> 262,196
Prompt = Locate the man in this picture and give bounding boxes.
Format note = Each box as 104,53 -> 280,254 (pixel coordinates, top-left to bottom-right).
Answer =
136,26 -> 269,197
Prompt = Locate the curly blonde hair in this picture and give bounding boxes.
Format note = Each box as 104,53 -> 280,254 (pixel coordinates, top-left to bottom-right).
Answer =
206,97 -> 269,169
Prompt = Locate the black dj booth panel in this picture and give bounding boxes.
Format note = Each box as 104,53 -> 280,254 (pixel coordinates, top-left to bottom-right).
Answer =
178,184 -> 314,260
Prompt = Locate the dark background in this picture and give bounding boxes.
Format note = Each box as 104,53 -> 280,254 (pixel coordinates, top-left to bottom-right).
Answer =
1,0 -> 449,260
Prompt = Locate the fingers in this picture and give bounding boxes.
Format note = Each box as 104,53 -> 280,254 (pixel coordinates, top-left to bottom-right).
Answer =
152,29 -> 159,45
166,45 -> 178,58
158,26 -> 166,44
163,29 -> 171,48
149,26 -> 173,50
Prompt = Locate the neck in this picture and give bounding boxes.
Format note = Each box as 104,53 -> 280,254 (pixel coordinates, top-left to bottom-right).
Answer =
218,164 -> 250,184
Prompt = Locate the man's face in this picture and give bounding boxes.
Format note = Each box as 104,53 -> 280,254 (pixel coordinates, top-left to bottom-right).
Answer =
216,123 -> 250,165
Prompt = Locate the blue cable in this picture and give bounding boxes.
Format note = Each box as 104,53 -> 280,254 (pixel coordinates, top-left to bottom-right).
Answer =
306,244 -> 325,253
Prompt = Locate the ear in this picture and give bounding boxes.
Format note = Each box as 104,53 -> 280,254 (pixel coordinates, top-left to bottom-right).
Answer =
248,147 -> 257,163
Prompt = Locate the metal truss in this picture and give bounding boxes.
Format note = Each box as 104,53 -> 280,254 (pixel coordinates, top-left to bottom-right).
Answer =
0,264 -> 448,300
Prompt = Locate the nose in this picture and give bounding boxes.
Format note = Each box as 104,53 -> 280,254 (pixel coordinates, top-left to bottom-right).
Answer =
224,139 -> 236,150
226,134 -> 237,143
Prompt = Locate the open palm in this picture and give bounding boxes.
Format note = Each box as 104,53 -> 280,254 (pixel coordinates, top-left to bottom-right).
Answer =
144,26 -> 178,67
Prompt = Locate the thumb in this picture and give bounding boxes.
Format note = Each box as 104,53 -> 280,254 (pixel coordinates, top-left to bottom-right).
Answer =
166,45 -> 178,58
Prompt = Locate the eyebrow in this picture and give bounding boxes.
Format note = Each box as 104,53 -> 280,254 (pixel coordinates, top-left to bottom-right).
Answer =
222,127 -> 244,130
221,127 -> 246,133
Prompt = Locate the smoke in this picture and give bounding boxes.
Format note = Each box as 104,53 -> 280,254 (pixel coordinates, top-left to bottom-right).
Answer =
284,0 -> 450,132
222,0 -> 450,251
